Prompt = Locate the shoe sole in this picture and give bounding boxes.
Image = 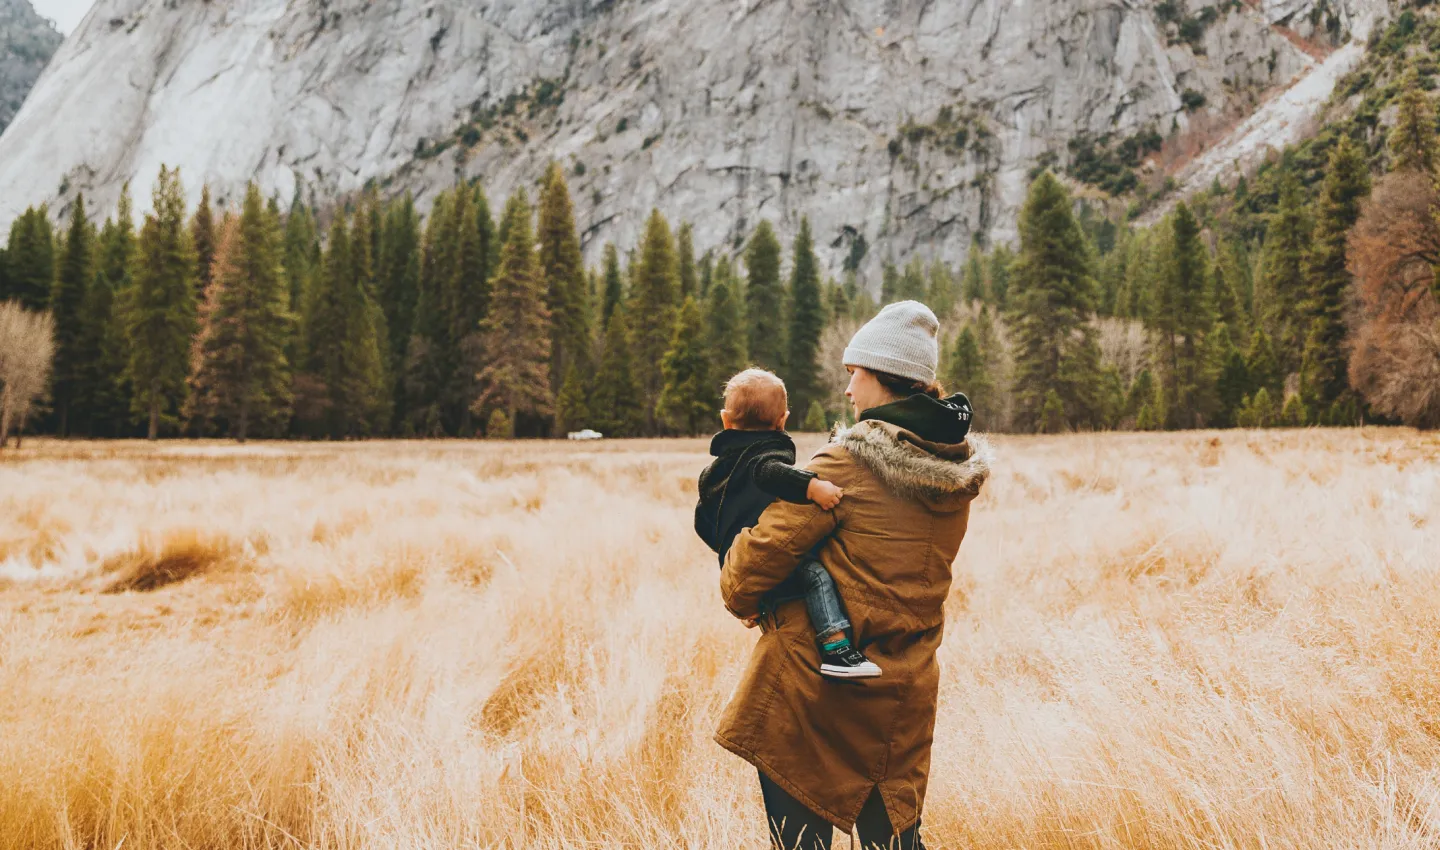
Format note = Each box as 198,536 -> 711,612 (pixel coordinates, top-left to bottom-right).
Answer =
821,663 -> 883,679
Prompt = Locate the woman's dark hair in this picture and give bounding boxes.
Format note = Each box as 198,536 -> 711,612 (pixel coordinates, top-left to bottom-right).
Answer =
871,369 -> 944,401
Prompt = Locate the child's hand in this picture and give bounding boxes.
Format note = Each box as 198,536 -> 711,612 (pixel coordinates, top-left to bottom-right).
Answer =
807,478 -> 844,510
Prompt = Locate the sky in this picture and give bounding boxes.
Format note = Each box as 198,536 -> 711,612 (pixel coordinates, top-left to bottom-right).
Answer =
32,0 -> 94,35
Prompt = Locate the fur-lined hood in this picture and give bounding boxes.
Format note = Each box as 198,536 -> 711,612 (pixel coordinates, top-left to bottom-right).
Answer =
835,419 -> 993,506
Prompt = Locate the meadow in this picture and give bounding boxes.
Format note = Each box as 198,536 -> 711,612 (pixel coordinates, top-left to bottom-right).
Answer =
2,429 -> 1440,849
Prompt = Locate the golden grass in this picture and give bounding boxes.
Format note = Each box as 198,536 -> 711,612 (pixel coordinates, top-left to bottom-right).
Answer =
1,429 -> 1439,848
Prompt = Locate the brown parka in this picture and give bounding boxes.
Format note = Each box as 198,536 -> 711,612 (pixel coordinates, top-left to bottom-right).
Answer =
716,419 -> 992,833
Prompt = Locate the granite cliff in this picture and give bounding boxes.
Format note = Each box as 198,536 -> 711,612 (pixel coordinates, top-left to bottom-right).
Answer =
0,0 -> 1392,277
0,0 -> 62,135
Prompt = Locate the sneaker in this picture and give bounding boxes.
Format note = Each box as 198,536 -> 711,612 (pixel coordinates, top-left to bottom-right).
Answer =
820,639 -> 882,679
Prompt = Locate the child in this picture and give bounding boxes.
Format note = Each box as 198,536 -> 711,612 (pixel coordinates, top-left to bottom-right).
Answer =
694,369 -> 881,679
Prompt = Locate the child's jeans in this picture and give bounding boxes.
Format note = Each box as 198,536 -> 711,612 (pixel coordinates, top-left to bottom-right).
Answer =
798,560 -> 850,639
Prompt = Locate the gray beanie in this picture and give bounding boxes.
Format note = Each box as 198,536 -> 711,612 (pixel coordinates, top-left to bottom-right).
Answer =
842,300 -> 941,384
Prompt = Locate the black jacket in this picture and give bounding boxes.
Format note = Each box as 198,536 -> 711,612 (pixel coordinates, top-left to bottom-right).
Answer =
695,430 -> 816,565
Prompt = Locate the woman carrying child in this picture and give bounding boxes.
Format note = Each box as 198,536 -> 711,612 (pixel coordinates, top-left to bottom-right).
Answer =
715,301 -> 992,850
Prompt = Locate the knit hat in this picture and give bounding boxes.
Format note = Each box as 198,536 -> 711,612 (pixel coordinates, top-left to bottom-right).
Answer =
843,300 -> 941,385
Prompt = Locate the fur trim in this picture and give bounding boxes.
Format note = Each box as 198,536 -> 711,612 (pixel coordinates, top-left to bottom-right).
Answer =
835,422 -> 993,503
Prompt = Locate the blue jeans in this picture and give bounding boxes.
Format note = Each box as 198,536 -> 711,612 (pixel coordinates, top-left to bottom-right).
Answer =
798,560 -> 850,639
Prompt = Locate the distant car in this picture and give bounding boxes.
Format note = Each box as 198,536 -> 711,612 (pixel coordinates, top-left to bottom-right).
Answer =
567,429 -> 604,441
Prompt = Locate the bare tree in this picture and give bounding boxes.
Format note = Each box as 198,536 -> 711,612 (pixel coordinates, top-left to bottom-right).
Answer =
1092,316 -> 1150,386
1346,174 -> 1440,428
0,301 -> 56,449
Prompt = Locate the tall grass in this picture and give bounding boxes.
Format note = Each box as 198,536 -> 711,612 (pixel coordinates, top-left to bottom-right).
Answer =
0,430 -> 1438,848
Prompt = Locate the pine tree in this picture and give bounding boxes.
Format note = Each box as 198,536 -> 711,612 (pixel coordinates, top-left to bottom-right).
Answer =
744,220 -> 785,370
698,250 -> 715,299
784,217 -> 824,418
971,305 -> 1005,421
538,164 -> 590,416
4,206 -> 54,311
657,296 -> 712,435
404,190 -> 455,434
802,400 -> 828,433
1301,134 -> 1370,411
926,260 -> 956,316
1126,368 -> 1157,427
124,167 -> 196,440
473,189 -> 552,434
629,209 -> 680,431
1209,248 -> 1244,336
1389,66 -> 1436,174
899,259 -> 928,302
1257,175 -> 1310,372
485,408 -> 513,439
1116,230 -> 1153,319
50,195 -> 94,436
191,185 -> 216,301
80,185 -> 136,436
282,194 -> 320,320
831,276 -> 854,322
1097,366 -> 1126,429
304,213 -> 387,437
446,185 -> 492,434
186,184 -> 294,441
880,262 -> 900,305
1245,327 -> 1281,398
377,193 -> 421,373
1039,389 -> 1066,434
1202,322 -> 1248,428
1008,172 -> 1102,432
1097,228 -> 1130,316
351,195 -> 393,433
601,241 -> 624,331
1154,202 -> 1213,428
556,361 -> 591,433
706,259 -> 747,391
1237,387 -> 1276,428
961,240 -> 986,304
1280,391 -> 1308,427
590,308 -> 645,437
944,324 -> 994,416
677,222 -> 697,299
987,244 -> 1014,310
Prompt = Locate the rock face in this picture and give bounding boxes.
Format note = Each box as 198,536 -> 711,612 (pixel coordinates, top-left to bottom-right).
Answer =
0,0 -> 1392,278
0,0 -> 61,135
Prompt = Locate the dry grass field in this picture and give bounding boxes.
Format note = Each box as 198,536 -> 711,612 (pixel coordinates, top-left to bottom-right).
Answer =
2,429 -> 1440,849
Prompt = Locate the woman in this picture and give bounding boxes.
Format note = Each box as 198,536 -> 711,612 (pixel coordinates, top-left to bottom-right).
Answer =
716,300 -> 992,850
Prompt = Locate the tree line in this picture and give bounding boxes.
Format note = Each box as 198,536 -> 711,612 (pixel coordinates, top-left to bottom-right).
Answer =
0,162 -> 850,442
2,67 -> 1438,443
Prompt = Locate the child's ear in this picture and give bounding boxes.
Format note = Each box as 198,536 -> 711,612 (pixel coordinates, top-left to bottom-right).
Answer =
721,409 -> 735,430
778,410 -> 790,430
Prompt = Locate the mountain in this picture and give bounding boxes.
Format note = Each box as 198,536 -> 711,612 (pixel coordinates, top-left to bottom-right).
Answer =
0,0 -> 1392,278
0,0 -> 62,135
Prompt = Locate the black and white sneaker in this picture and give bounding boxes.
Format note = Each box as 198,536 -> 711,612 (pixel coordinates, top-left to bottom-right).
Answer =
820,641 -> 882,679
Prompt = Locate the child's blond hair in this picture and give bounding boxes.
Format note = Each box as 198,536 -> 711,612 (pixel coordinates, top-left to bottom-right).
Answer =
723,369 -> 788,430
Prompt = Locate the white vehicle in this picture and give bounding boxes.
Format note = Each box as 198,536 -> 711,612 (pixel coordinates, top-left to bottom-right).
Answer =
567,429 -> 604,441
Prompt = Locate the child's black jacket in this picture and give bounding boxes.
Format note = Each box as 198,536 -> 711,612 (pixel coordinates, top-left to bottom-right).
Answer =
694,430 -> 815,565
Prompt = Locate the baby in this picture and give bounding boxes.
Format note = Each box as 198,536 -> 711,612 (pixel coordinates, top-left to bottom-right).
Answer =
694,369 -> 880,678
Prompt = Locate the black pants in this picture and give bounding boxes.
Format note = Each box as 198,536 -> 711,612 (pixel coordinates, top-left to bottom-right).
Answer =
759,771 -> 926,850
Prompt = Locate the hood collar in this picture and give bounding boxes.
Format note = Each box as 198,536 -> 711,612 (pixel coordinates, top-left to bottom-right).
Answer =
836,420 -> 992,506
708,428 -> 794,457
859,392 -> 973,445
